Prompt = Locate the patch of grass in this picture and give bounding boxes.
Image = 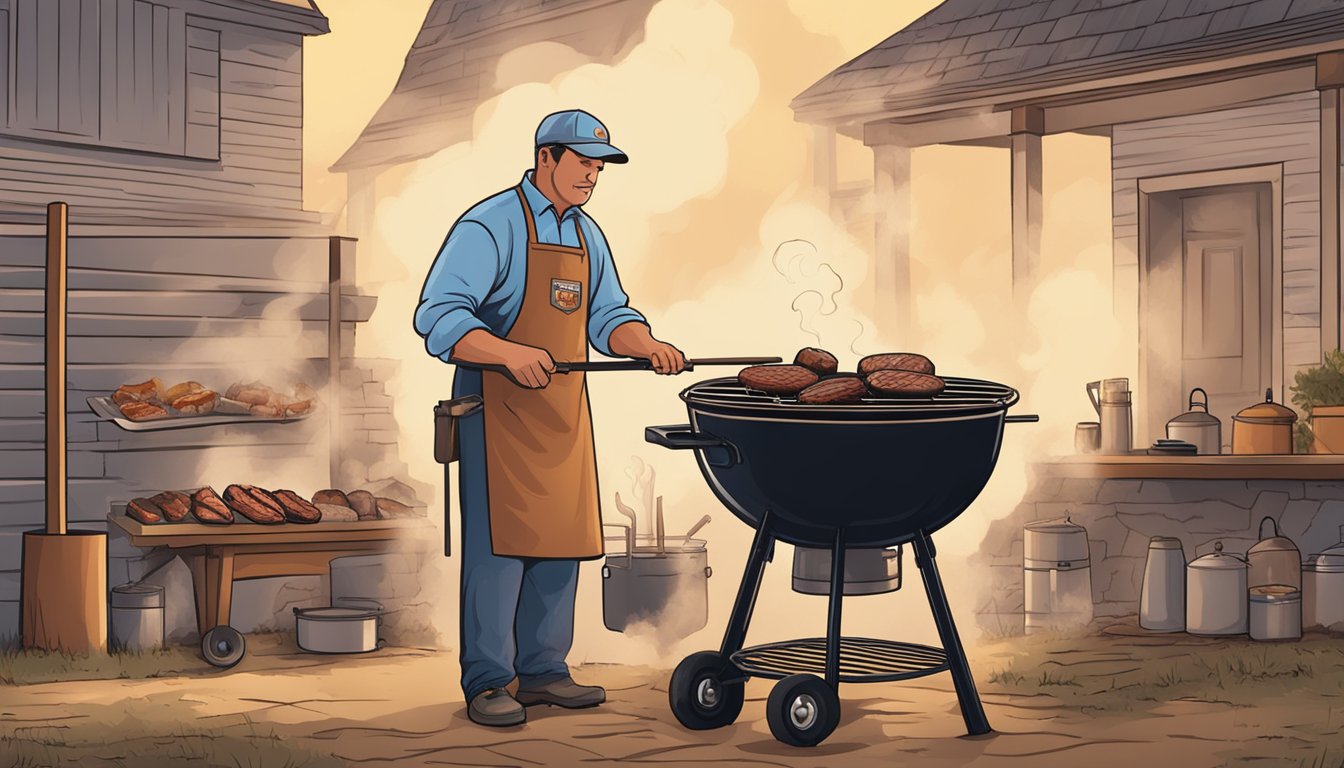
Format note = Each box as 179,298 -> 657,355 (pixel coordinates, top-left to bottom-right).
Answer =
980,631 -> 1344,715
0,645 -> 206,686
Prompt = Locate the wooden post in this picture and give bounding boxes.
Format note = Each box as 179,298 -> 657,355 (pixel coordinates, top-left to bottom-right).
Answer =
872,144 -> 913,341
812,125 -> 837,193
328,236 -> 346,488
1318,53 -> 1344,356
45,202 -> 67,536
1011,106 -> 1045,304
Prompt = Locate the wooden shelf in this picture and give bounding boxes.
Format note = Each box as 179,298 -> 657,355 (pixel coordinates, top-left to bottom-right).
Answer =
1035,453 -> 1344,480
108,511 -> 432,548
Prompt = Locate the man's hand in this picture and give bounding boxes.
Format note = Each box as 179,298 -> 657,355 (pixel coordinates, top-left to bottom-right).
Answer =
499,343 -> 556,388
608,322 -> 687,375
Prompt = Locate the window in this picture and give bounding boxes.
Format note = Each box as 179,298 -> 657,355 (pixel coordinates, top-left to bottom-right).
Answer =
0,0 -> 220,159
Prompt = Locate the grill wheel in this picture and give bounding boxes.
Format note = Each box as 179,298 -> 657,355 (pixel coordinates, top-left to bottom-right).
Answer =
766,673 -> 841,747
669,651 -> 745,730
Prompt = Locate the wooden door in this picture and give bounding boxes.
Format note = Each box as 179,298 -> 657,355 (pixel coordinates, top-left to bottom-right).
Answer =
1145,185 -> 1270,447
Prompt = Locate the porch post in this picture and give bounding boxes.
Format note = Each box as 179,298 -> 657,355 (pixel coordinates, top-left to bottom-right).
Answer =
872,143 -> 913,340
1317,53 -> 1344,356
1011,106 -> 1044,305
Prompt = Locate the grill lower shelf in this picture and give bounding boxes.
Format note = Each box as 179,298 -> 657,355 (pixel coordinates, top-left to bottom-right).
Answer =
730,636 -> 949,683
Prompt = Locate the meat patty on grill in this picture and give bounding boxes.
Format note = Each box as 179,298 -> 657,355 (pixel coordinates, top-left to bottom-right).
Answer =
857,352 -> 936,376
149,490 -> 191,522
738,364 -> 819,395
798,376 -> 868,404
223,484 -> 286,524
190,486 -> 234,525
793,347 -> 839,376
865,369 -> 945,397
272,489 -> 323,524
127,497 -> 164,525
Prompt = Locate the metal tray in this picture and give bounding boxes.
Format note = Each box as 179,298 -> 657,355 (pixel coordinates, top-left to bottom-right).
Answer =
87,396 -> 313,432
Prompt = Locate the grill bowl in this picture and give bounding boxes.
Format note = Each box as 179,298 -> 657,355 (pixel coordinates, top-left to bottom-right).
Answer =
650,376 -> 1022,548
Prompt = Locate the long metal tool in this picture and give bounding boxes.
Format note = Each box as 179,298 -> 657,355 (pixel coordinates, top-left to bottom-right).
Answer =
449,356 -> 782,384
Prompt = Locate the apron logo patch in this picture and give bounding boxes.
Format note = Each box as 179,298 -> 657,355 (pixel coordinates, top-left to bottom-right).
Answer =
551,278 -> 583,314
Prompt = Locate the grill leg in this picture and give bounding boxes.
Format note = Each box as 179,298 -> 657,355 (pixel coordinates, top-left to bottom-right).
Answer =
824,527 -> 845,689
718,510 -> 775,660
913,530 -> 991,736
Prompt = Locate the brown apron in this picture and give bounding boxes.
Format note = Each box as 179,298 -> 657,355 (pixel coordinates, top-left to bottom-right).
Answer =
481,186 -> 602,559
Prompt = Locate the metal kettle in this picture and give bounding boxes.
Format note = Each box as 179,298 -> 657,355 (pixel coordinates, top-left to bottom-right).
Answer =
1166,388 -> 1221,454
1087,378 -> 1132,454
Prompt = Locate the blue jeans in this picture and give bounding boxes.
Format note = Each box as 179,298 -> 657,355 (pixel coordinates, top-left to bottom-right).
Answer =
455,371 -> 578,702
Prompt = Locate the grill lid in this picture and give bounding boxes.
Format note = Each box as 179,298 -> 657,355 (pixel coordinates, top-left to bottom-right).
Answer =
682,376 -> 1019,421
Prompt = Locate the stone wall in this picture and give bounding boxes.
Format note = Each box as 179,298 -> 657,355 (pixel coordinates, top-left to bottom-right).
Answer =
973,474 -> 1344,636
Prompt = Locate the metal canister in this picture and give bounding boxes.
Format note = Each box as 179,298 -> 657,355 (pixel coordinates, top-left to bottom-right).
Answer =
1023,517 -> 1093,634
1249,585 -> 1302,641
1248,517 -> 1301,590
110,583 -> 165,652
1303,525 -> 1344,631
1140,537 -> 1185,632
1186,542 -> 1248,636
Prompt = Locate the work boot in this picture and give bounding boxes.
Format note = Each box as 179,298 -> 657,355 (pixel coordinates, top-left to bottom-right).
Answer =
516,677 -> 605,708
468,688 -> 526,727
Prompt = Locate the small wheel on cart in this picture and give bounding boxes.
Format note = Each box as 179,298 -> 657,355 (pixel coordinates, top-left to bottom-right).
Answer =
767,673 -> 840,747
669,651 -> 744,730
201,625 -> 246,669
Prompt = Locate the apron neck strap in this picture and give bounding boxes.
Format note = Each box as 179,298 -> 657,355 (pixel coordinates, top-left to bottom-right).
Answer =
515,184 -> 588,255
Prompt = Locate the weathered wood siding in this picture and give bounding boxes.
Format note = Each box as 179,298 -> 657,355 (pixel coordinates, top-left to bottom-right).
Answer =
1111,91 -> 1322,399
0,235 -> 402,641
0,0 -> 312,227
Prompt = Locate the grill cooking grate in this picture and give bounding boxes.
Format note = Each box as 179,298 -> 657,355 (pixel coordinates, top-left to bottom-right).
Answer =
685,375 -> 1015,412
730,636 -> 949,683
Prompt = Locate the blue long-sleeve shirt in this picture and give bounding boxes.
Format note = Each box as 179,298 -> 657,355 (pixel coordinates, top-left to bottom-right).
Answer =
414,171 -> 646,363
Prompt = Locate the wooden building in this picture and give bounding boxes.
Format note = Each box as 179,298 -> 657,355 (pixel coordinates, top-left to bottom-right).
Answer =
331,0 -> 658,244
793,0 -> 1344,443
0,0 -> 406,640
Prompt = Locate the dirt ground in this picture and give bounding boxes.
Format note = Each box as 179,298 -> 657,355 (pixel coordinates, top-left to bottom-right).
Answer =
3,623 -> 1343,768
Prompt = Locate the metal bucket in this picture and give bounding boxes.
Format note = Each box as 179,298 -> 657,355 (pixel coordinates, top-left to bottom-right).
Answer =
601,534 -> 710,634
110,583 -> 164,652
791,546 -> 902,595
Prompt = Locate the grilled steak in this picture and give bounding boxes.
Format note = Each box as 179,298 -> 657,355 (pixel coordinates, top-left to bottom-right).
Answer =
857,353 -> 936,376
119,400 -> 169,422
190,486 -> 234,525
272,489 -> 323,524
223,484 -> 286,525
114,378 -> 163,404
738,364 -> 819,396
798,377 -> 868,404
163,380 -> 205,403
865,369 -> 945,397
793,347 -> 839,376
376,497 -> 417,518
346,490 -> 379,520
312,489 -> 350,507
149,490 -> 191,522
126,497 -> 164,525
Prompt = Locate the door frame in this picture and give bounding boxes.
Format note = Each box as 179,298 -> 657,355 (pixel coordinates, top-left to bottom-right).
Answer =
1137,164 -> 1284,446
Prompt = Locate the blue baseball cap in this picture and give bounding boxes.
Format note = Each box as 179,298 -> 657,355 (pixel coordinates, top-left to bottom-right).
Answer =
534,109 -> 628,164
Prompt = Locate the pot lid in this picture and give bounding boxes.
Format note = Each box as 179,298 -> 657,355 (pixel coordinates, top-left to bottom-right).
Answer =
1305,527 -> 1344,571
1248,517 -> 1300,555
1169,388 -> 1221,426
1249,584 -> 1300,602
1148,536 -> 1183,550
1025,516 -> 1086,534
1189,541 -> 1247,570
1233,389 -> 1297,424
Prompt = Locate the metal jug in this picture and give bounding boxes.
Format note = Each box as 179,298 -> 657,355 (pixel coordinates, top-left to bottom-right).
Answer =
1088,378 -> 1132,455
1139,537 -> 1185,632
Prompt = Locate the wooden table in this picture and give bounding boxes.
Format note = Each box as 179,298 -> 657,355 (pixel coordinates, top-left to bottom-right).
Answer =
108,513 -> 432,635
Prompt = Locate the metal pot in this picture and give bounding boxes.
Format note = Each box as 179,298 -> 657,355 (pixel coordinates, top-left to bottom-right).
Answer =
1140,537 -> 1185,632
1186,542 -> 1248,635
1247,517 -> 1301,590
1303,525 -> 1344,631
1166,388 -> 1221,454
601,514 -> 712,634
792,546 -> 902,595
110,583 -> 164,652
1231,389 -> 1296,454
294,602 -> 382,654
1249,585 -> 1301,641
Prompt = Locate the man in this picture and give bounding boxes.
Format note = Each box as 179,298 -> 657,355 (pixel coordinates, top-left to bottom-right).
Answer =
414,109 -> 687,727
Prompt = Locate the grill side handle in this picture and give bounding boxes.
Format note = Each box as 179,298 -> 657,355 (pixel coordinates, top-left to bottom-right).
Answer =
645,424 -> 740,467
1006,415 -> 1040,423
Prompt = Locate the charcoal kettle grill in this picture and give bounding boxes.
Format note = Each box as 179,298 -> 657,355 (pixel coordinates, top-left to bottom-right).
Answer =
647,375 -> 1037,747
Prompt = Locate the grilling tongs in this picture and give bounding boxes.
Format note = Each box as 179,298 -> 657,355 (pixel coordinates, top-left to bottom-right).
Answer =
449,356 -> 782,386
